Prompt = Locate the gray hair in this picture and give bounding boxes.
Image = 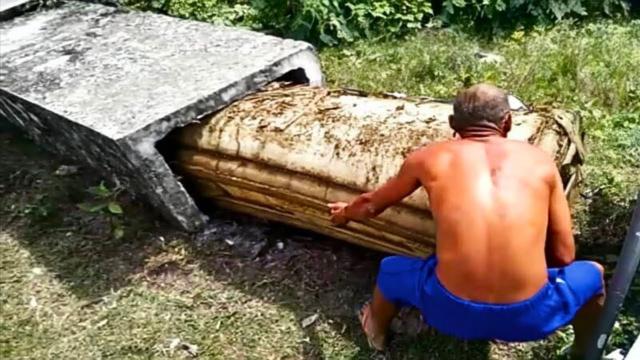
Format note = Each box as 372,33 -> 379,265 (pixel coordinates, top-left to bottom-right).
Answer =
451,84 -> 510,129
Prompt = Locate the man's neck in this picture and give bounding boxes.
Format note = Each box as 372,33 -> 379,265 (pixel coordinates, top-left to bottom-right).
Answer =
456,123 -> 506,140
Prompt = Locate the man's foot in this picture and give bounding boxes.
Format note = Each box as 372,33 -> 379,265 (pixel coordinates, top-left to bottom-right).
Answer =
359,300 -> 387,351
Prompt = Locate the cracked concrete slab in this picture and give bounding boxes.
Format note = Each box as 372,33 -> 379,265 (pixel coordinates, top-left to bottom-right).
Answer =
0,1 -> 323,231
0,0 -> 39,20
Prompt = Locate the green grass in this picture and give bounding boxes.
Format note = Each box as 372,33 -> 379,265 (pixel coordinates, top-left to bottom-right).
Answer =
2,20 -> 639,359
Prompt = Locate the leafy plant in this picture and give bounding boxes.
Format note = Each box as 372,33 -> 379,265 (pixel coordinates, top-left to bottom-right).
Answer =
78,181 -> 126,239
22,194 -> 56,220
125,0 -> 253,25
125,0 -> 635,44
125,0 -> 434,45
168,0 -> 254,26
249,0 -> 433,45
440,0 -> 631,34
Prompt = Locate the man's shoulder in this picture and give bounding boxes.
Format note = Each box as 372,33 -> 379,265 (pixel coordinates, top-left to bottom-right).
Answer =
404,141 -> 458,172
420,139 -> 463,151
504,140 -> 559,182
408,140 -> 454,159
505,139 -> 556,163
410,138 -> 555,164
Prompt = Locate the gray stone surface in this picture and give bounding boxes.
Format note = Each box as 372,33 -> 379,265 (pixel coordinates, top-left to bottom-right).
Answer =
0,1 -> 323,231
0,0 -> 34,12
0,0 -> 40,20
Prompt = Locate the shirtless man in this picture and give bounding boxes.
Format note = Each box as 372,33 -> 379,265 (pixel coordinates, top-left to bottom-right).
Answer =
328,84 -> 605,357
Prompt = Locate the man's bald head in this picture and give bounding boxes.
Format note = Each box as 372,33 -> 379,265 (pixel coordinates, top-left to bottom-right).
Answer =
450,84 -> 511,132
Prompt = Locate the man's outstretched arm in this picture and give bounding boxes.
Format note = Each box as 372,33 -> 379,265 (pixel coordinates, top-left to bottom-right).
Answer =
329,151 -> 423,225
546,168 -> 576,267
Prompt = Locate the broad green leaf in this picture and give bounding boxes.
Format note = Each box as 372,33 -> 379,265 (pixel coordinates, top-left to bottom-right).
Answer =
108,202 -> 123,215
319,33 -> 337,45
549,1 -> 568,20
87,182 -> 111,198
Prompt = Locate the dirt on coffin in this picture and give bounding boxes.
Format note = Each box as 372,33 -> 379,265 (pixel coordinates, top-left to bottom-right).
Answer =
170,83 -> 583,256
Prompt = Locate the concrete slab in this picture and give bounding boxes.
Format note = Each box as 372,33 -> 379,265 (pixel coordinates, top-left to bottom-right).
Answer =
1,0 -> 32,12
0,0 -> 39,20
0,1 -> 323,231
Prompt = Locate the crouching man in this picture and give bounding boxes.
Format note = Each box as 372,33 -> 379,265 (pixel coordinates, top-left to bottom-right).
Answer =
328,84 -> 604,357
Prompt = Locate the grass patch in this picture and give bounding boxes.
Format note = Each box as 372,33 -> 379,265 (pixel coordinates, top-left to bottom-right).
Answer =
321,21 -> 640,111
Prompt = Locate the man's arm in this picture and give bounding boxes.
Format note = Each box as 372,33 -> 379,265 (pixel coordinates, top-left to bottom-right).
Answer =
546,168 -> 576,267
329,151 -> 423,225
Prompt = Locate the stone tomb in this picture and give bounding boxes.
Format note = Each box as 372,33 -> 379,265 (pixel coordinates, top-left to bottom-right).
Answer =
0,1 -> 322,231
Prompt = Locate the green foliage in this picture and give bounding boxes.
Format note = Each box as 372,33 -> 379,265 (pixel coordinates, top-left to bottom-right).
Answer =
78,181 -> 126,239
249,0 -> 433,45
609,305 -> 640,353
170,0 -> 254,26
125,0 -> 634,44
322,21 -> 640,111
125,0 -> 434,45
22,194 -> 56,220
125,0 -> 254,25
441,0 -> 630,34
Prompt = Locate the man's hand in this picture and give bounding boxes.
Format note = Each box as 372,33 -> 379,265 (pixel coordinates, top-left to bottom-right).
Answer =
546,167 -> 575,266
326,151 -> 423,227
328,202 -> 350,226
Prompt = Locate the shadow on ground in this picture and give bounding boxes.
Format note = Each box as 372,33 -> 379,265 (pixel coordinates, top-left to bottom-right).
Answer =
0,129 -> 494,358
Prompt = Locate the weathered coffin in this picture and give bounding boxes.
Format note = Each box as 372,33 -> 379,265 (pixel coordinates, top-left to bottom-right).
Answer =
171,83 -> 583,256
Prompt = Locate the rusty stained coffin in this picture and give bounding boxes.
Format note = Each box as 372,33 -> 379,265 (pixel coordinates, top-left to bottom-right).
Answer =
171,84 -> 582,256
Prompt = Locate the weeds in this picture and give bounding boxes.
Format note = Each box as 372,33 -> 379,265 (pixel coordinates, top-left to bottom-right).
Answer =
126,0 -> 434,45
77,182 -> 126,239
22,194 -> 56,221
125,1 -> 632,45
439,0 -> 630,34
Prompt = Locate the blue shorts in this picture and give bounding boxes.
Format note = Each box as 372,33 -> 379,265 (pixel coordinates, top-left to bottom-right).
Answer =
376,255 -> 603,342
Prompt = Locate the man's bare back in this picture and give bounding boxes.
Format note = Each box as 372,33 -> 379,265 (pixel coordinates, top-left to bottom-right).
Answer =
328,84 -> 603,355
414,137 -> 569,302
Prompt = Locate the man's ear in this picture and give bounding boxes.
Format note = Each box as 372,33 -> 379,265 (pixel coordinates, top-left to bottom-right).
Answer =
502,112 -> 512,135
448,115 -> 458,137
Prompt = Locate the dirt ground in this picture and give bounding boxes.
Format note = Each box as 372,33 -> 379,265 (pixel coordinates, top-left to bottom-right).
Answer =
0,128 -> 637,359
